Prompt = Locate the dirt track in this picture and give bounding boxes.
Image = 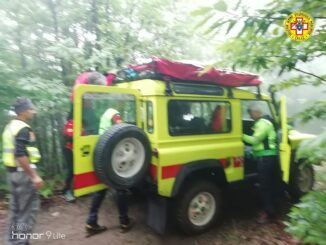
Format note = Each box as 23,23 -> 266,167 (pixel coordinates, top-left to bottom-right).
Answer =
0,188 -> 301,245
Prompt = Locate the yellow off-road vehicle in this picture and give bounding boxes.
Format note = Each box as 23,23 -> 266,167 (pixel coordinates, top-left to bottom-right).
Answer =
72,59 -> 315,234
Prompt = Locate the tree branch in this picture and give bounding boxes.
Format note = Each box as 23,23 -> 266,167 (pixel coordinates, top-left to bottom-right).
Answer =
293,67 -> 326,84
223,11 -> 284,21
222,11 -> 326,22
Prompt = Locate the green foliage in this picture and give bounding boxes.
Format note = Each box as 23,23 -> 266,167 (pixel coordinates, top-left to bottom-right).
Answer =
214,0 -> 227,12
0,162 -> 9,193
195,0 -> 326,123
297,131 -> 326,164
285,191 -> 326,245
297,100 -> 326,124
274,76 -> 326,91
39,186 -> 54,199
37,170 -> 64,198
39,180 -> 56,199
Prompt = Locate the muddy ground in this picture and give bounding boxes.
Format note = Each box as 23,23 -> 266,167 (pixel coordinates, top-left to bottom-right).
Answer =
0,186 -> 301,245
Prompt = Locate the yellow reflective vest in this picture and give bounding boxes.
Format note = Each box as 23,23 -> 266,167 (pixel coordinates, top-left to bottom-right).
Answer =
2,119 -> 41,167
99,108 -> 120,135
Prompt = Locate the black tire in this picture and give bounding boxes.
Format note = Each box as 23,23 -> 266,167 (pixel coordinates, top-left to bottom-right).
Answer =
289,161 -> 314,200
176,181 -> 221,234
94,123 -> 151,189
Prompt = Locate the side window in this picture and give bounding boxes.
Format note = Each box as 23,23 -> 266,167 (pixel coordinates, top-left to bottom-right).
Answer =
168,100 -> 231,136
81,93 -> 136,135
241,100 -> 273,135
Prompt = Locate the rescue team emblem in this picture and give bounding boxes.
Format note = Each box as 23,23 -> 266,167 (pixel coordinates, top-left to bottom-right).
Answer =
284,11 -> 314,41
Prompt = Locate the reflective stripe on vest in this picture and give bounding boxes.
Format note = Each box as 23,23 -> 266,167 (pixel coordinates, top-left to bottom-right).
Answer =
3,149 -> 14,153
27,146 -> 41,163
2,119 -> 41,167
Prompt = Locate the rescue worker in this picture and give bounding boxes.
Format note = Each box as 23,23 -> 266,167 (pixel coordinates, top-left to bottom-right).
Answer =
2,97 -> 44,244
62,111 -> 76,202
85,104 -> 133,235
243,104 -> 281,224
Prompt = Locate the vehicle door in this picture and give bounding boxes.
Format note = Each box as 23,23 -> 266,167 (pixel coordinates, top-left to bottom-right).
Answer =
73,84 -> 141,197
279,96 -> 291,183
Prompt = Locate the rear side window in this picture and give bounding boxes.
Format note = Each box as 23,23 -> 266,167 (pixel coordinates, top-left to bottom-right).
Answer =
168,100 -> 231,136
146,101 -> 154,133
241,100 -> 273,120
241,100 -> 275,135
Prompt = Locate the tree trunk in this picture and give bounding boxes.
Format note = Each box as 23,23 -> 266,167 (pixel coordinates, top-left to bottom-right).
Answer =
46,0 -> 71,86
91,0 -> 101,47
55,112 -> 65,174
50,112 -> 59,175
15,28 -> 27,72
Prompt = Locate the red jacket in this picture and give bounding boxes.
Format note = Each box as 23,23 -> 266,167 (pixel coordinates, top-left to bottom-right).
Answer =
63,119 -> 86,150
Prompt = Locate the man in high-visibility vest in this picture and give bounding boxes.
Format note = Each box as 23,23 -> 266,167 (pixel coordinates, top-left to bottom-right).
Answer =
86,105 -> 133,236
243,104 -> 281,224
2,97 -> 44,244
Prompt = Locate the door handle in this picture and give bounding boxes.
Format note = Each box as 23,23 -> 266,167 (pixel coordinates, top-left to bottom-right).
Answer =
81,145 -> 91,157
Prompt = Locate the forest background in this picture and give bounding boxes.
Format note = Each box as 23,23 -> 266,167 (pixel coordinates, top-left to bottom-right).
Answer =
0,0 -> 325,243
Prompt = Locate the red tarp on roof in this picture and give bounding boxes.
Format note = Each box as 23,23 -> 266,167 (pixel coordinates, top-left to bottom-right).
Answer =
119,57 -> 262,87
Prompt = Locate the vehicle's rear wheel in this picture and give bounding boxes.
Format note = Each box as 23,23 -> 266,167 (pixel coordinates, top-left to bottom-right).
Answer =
289,161 -> 314,200
176,181 -> 221,234
94,123 -> 151,189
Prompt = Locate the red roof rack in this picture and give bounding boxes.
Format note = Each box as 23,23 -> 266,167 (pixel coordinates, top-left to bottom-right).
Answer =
111,57 -> 262,87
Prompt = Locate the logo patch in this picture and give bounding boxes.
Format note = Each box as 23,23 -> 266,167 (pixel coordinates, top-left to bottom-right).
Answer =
284,11 -> 314,42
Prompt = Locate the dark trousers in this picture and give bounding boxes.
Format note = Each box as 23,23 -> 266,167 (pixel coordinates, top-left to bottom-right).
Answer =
86,189 -> 129,225
257,155 -> 282,217
62,148 -> 73,193
7,171 -> 40,245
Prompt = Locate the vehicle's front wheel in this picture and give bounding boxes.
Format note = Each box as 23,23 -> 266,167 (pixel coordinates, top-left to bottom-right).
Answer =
289,161 -> 314,200
176,181 -> 221,234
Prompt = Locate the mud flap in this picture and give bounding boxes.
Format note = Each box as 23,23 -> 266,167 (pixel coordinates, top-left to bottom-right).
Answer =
147,195 -> 170,234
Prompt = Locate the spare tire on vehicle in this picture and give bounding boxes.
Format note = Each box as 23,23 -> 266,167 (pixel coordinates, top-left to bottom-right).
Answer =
94,123 -> 151,189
